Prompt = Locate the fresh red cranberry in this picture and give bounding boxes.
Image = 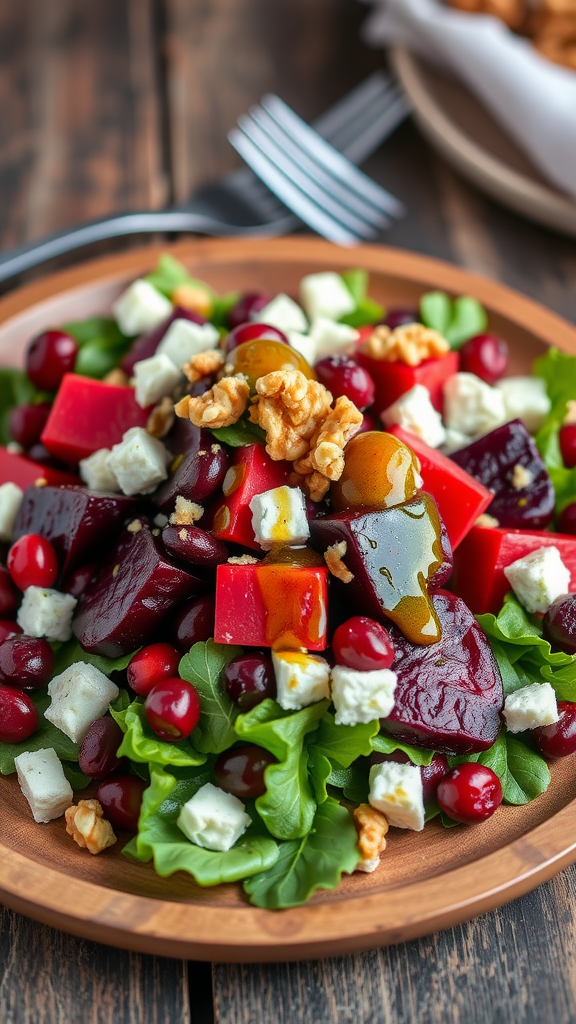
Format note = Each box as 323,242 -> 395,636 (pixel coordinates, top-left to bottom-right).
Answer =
372,750 -> 449,803
543,594 -> 576,654
9,403 -> 52,450
62,563 -> 97,598
0,620 -> 21,643
26,329 -> 78,391
214,743 -> 277,799
127,643 -> 181,697
383,307 -> 419,330
97,775 -> 147,831
459,333 -> 509,386
7,534 -> 58,591
162,525 -> 229,567
0,685 -> 39,742
333,616 -> 395,672
437,762 -> 502,824
560,424 -> 576,469
357,412 -> 377,434
0,567 -> 19,618
228,292 -> 271,329
145,677 -> 200,741
224,321 -> 289,355
0,635 -> 54,689
171,595 -> 215,653
224,652 -> 276,710
314,355 -> 375,411
78,717 -> 125,779
532,702 -> 576,759
557,503 -> 576,536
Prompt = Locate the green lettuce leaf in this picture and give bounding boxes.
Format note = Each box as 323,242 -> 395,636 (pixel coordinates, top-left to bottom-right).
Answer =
111,700 -> 206,768
52,640 -> 138,678
210,417 -> 266,448
339,268 -> 384,327
179,640 -> 243,753
371,733 -> 436,766
533,348 -> 576,512
0,691 -> 79,774
419,291 -> 487,349
244,797 -> 359,909
311,713 -> 379,768
448,729 -> 550,807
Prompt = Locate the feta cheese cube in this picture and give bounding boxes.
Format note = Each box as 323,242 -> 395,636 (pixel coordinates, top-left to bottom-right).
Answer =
440,427 -> 470,456
503,681 -> 559,734
0,482 -> 23,542
133,353 -> 182,408
299,272 -> 355,322
272,651 -> 330,711
112,279 -> 172,337
44,662 -> 120,743
177,782 -> 251,852
504,545 -> 570,614
249,485 -> 310,550
381,384 -> 446,448
17,587 -> 77,642
368,761 -> 425,831
79,448 -> 120,492
157,318 -> 220,368
287,330 -> 318,366
496,376 -> 551,433
443,372 -> 507,437
14,748 -> 73,823
331,666 -> 397,726
355,857 -> 381,873
106,427 -> 169,496
256,294 -> 308,333
308,317 -> 359,361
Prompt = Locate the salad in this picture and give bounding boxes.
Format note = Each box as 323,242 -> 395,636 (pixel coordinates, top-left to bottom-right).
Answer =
1,253 -> 576,911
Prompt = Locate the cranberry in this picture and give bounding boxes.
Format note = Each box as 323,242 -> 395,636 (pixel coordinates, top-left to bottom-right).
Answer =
357,412 -> 377,434
333,616 -> 395,672
372,750 -> 449,803
171,595 -> 215,653
0,620 -> 21,643
532,702 -> 576,759
560,424 -> 576,469
459,333 -> 509,385
383,307 -> 419,330
9,403 -> 52,450
437,762 -> 502,824
26,443 -> 70,471
314,355 -> 375,411
224,653 -> 276,710
0,685 -> 39,742
127,643 -> 181,697
224,321 -> 289,356
228,292 -> 271,329
0,635 -> 54,688
214,743 -> 276,799
0,567 -> 19,618
62,563 -> 97,598
145,677 -> 200,741
78,717 -> 125,779
97,775 -> 147,831
8,534 -> 58,591
162,525 -> 229,567
557,503 -> 576,536
26,329 -> 78,391
543,594 -> 576,654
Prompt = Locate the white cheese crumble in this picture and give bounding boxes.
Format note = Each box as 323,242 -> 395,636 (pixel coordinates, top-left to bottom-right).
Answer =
249,485 -> 310,550
381,384 -> 446,448
272,651 -> 331,711
503,546 -> 570,614
177,782 -> 251,852
106,427 -> 169,496
443,372 -> 506,437
0,482 -> 23,542
17,587 -> 77,642
299,272 -> 355,322
44,663 -> 120,743
79,448 -> 120,492
331,666 -> 397,726
157,318 -> 220,368
496,376 -> 551,434
133,353 -> 183,408
503,681 -> 559,734
112,279 -> 172,336
368,760 -> 425,832
255,294 -> 308,334
14,748 -> 73,823
308,317 -> 359,361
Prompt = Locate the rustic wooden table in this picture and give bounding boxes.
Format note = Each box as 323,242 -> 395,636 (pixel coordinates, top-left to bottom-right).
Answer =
2,2 -> 576,1022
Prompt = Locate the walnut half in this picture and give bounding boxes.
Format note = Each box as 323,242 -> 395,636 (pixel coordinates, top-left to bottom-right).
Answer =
65,799 -> 117,855
362,323 -> 449,367
175,375 -> 250,429
353,803 -> 389,873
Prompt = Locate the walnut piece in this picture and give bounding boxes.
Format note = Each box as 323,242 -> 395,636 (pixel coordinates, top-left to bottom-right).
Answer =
170,495 -> 204,525
362,323 -> 450,367
476,513 -> 500,528
324,540 -> 354,583
353,803 -> 389,873
175,375 -> 249,429
183,349 -> 225,384
563,400 -> 576,426
227,554 -> 260,565
65,799 -> 117,855
249,369 -> 333,461
511,464 -> 534,490
294,396 -> 363,483
171,282 -> 213,317
103,368 -> 130,387
147,395 -> 175,438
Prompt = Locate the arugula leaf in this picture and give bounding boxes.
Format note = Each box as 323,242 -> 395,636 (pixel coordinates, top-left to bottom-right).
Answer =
371,733 -> 436,766
419,291 -> 487,349
62,763 -> 92,790
179,640 -> 243,753
52,639 -> 138,678
312,713 -> 378,768
0,368 -> 44,446
342,764 -> 370,804
210,417 -> 266,448
111,700 -> 206,768
244,797 -> 359,909
0,691 -> 79,774
307,747 -> 332,804
448,729 -> 550,807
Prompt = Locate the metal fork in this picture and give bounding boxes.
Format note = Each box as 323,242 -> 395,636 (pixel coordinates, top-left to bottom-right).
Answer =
229,94 -> 405,246
0,73 -> 410,284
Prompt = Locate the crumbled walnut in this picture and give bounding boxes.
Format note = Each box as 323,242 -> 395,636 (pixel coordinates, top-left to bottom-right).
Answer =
175,376 -> 250,429
324,540 -> 354,583
183,349 -> 225,384
127,519 -> 143,534
289,469 -> 331,503
476,513 -> 500,528
249,369 -> 333,461
362,323 -> 449,367
147,395 -> 175,438
211,443 -> 221,454
353,803 -> 388,873
511,464 -> 534,490
65,799 -> 116,855
227,554 -> 260,565
171,282 -> 213,317
170,495 -> 204,525
103,368 -> 130,387
294,396 -> 362,484
564,400 -> 576,426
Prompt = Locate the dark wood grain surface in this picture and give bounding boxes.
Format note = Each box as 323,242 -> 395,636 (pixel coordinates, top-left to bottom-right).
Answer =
1,1 -> 576,1022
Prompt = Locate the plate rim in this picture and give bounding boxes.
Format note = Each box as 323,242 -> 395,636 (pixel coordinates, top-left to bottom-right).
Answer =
2,235 -> 576,962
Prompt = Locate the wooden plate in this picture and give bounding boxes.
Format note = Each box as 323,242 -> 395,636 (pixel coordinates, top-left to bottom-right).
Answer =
2,237 -> 576,962
391,46 -> 576,238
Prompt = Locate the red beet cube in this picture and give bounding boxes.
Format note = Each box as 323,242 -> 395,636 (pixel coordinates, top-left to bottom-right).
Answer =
41,374 -> 150,465
212,444 -> 289,551
214,562 -> 329,650
356,349 -> 459,415
386,426 -> 492,549
0,446 -> 80,488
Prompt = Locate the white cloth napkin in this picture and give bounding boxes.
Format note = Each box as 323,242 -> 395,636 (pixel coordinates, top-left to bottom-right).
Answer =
362,0 -> 576,200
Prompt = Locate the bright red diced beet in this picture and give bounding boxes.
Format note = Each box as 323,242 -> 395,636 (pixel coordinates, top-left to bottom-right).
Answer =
386,426 -> 492,549
0,446 -> 80,489
212,444 -> 289,551
40,374 -> 150,464
452,526 -> 576,615
356,349 -> 459,415
214,563 -> 329,650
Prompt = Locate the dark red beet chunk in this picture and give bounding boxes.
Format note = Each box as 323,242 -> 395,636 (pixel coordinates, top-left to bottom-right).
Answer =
382,591 -> 503,754
121,307 -> 205,376
73,523 -> 203,657
13,485 -> 139,579
154,421 -> 229,513
162,524 -> 229,567
451,419 -> 554,530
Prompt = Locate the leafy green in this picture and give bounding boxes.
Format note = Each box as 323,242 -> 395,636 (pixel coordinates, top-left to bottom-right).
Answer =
0,368 -> 45,446
52,640 -> 138,678
371,733 -> 436,766
0,691 -> 79,775
339,268 -> 384,327
420,291 -> 452,337
449,729 -> 550,806
63,316 -> 127,348
244,797 -> 359,909
312,713 -> 378,768
533,348 -> 576,512
62,316 -> 130,379
210,416 -> 266,448
419,291 -> 487,348
62,763 -> 92,790
533,347 -> 576,410
179,640 -> 243,753
211,292 -> 240,328
111,700 -> 206,768
235,698 -> 329,839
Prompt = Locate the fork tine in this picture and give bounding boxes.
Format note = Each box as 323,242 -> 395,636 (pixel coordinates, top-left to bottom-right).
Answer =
312,71 -> 392,142
332,86 -> 410,159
